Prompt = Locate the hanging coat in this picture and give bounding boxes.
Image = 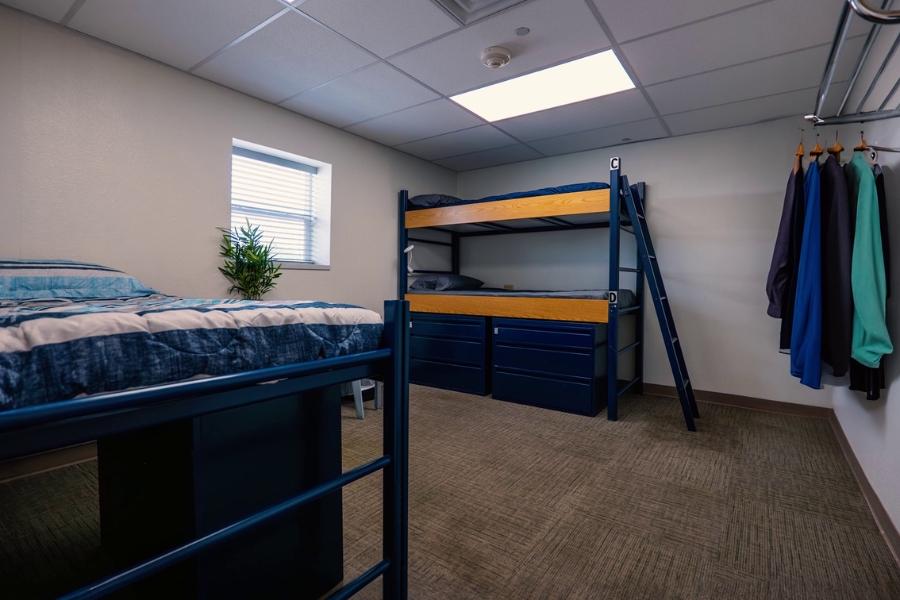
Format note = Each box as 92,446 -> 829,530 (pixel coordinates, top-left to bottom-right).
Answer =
820,154 -> 852,376
766,161 -> 805,351
790,160 -> 822,389
850,162 -> 892,399
849,152 -> 892,369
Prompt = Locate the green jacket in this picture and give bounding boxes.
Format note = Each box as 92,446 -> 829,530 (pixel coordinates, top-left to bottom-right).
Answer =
850,152 -> 892,367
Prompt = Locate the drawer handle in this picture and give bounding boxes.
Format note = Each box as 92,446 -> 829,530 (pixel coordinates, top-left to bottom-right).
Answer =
494,327 -> 499,335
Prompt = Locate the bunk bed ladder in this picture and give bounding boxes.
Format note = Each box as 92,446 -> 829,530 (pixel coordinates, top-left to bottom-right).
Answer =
621,178 -> 699,431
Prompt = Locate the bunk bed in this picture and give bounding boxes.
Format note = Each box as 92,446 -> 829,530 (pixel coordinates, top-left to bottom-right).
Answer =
398,158 -> 644,420
0,285 -> 410,599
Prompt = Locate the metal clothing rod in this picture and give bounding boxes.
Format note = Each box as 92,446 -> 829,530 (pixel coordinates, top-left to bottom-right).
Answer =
838,0 -> 893,115
872,144 -> 900,152
814,106 -> 900,125
810,2 -> 853,122
849,0 -> 900,23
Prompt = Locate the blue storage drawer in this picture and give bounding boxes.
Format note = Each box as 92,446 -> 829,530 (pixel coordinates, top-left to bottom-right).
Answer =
493,344 -> 592,379
411,337 -> 484,367
491,317 -> 606,416
411,359 -> 488,395
410,312 -> 489,395
493,318 -> 602,350
493,370 -> 600,416
410,313 -> 485,341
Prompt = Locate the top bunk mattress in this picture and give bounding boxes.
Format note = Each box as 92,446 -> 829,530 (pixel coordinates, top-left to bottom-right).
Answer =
407,288 -> 635,306
407,182 -> 609,211
0,295 -> 383,411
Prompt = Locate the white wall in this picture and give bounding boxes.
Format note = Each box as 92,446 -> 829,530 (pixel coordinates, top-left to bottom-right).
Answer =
0,7 -> 456,313
458,115 -> 900,532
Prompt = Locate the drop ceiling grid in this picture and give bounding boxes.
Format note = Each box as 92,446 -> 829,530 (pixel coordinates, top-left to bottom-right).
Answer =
0,0 -> 866,171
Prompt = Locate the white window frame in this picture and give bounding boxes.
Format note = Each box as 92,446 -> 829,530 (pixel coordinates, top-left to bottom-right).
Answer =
229,139 -> 332,270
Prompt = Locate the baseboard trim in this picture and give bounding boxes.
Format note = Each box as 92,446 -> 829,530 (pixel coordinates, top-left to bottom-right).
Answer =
827,412 -> 900,567
0,442 -> 97,484
641,383 -> 898,567
641,383 -> 832,418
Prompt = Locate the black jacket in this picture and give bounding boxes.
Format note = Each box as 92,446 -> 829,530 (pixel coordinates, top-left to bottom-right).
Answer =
820,155 -> 852,376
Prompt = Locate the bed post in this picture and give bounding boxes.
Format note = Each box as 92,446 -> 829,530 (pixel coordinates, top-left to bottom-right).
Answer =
382,299 -> 410,600
607,157 -> 621,421
398,191 -> 409,300
451,232 -> 460,275
634,182 -> 646,395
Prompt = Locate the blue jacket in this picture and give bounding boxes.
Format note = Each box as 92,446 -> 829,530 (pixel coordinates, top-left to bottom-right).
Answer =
790,160 -> 822,388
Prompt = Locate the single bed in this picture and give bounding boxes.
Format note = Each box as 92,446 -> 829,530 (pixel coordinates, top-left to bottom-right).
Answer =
0,294 -> 382,410
0,259 -> 405,599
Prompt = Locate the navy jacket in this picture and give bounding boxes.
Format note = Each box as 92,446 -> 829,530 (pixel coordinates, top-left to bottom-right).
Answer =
767,162 -> 805,351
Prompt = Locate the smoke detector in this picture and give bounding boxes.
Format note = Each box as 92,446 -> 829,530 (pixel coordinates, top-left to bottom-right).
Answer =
481,46 -> 512,69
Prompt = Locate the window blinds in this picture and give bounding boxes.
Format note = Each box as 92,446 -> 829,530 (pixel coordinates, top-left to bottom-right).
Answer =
230,146 -> 320,264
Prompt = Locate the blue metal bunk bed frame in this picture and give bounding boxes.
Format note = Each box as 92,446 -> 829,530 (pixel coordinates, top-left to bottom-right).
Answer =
0,300 -> 410,600
397,160 -> 645,421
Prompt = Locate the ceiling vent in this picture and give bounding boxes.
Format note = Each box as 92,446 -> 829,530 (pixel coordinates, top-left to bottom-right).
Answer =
433,0 -> 529,24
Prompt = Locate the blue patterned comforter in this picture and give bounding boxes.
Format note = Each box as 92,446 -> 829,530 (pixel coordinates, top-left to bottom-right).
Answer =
0,295 -> 383,410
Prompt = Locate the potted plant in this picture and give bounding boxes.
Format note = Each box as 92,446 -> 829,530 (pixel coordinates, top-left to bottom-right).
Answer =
218,220 -> 282,300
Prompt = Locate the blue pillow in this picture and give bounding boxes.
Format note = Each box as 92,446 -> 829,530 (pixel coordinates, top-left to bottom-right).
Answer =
0,259 -> 157,300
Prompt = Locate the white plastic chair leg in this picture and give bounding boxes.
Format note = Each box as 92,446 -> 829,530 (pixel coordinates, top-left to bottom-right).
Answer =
352,380 -> 364,420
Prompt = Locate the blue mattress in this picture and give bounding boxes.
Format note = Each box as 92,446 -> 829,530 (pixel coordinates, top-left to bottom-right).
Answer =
0,295 -> 383,410
407,182 -> 609,210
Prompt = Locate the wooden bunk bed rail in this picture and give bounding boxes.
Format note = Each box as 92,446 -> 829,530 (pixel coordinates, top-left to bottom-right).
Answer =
405,189 -> 610,228
406,293 -> 609,323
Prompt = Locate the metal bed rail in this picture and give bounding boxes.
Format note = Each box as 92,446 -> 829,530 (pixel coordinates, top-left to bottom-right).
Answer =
806,0 -> 900,126
0,299 -> 410,600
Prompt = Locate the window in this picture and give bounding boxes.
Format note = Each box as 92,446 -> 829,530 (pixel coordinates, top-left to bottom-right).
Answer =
230,140 -> 331,268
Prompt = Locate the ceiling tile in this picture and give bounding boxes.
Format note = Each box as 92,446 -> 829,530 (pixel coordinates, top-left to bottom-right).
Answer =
395,125 -> 516,160
435,143 -> 542,171
622,0 -> 867,86
1,0 -> 75,22
662,87 -> 816,136
645,35 -> 866,115
68,0 -> 285,71
281,63 -> 438,128
345,99 -> 484,146
529,118 -> 667,156
591,0 -> 761,44
193,11 -> 375,103
297,0 -> 459,58
389,0 -> 609,95
493,89 -> 654,141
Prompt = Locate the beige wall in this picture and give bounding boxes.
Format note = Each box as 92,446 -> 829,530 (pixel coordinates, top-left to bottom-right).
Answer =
458,115 -> 900,532
0,7 -> 456,313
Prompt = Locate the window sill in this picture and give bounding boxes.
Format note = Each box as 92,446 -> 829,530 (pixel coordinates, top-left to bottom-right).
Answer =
279,262 -> 330,271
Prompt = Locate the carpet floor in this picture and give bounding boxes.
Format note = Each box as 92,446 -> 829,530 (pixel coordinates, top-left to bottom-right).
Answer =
1,385 -> 899,599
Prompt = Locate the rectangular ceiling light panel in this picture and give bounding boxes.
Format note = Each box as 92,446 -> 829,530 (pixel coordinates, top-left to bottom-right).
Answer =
450,50 -> 635,122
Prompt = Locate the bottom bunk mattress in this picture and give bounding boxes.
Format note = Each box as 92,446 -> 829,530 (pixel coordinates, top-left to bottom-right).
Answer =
0,296 -> 383,410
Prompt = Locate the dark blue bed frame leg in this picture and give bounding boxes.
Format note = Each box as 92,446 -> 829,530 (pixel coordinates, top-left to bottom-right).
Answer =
382,300 -> 410,600
607,158 -> 622,421
607,158 -> 647,421
398,190 -> 409,300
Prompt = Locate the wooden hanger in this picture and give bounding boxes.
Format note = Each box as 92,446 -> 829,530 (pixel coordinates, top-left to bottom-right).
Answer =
794,130 -> 805,172
809,132 -> 824,159
827,129 -> 844,161
854,130 -> 869,152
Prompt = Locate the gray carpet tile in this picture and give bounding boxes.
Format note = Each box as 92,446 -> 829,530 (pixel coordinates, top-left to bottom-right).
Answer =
1,385 -> 898,599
